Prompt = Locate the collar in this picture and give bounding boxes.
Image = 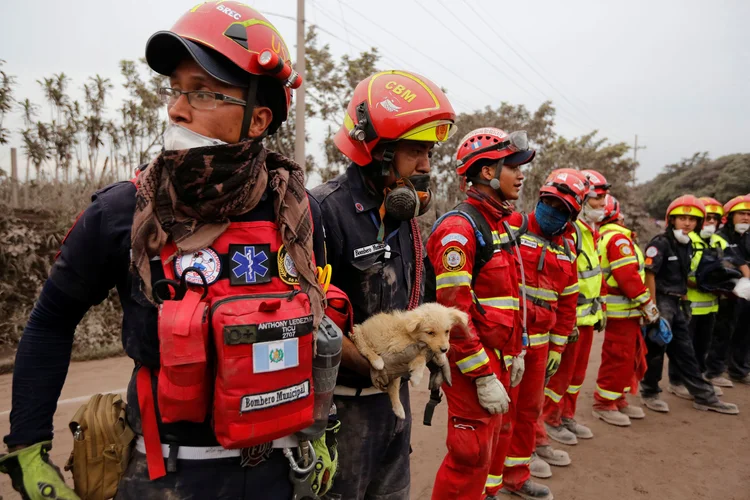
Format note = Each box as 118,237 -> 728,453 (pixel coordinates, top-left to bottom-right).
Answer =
346,163 -> 382,214
464,194 -> 511,223
600,222 -> 632,238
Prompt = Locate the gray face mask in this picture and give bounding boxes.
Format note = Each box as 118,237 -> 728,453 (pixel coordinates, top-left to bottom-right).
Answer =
163,123 -> 226,151
673,228 -> 691,244
736,223 -> 750,235
384,174 -> 432,220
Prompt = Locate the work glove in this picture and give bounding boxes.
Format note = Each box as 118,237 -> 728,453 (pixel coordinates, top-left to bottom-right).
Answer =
475,374 -> 510,415
0,441 -> 79,500
568,326 -> 580,344
546,351 -> 562,379
309,418 -> 340,497
639,299 -> 660,324
732,277 -> 750,301
370,342 -> 427,391
509,351 -> 525,388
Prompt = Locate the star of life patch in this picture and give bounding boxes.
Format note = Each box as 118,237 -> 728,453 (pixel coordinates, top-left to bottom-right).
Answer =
441,233 -> 469,247
646,246 -> 658,258
240,380 -> 310,413
174,247 -> 221,285
443,246 -> 467,272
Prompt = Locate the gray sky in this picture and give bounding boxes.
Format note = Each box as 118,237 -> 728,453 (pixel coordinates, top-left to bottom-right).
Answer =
1,0 -> 748,182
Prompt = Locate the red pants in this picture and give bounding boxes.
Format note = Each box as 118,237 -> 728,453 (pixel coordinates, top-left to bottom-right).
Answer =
432,349 -> 507,500
594,318 -> 642,410
485,344 -> 548,495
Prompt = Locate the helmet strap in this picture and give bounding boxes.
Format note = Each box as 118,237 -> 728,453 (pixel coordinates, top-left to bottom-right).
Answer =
470,158 -> 507,200
238,75 -> 260,143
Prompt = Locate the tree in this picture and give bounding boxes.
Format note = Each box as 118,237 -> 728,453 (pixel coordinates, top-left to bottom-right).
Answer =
83,75 -> 113,182
0,60 -> 16,146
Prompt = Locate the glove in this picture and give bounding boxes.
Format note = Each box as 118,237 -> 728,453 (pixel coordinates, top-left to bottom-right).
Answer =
309,418 -> 340,497
509,351 -> 525,388
568,326 -> 580,344
639,299 -> 660,324
475,374 -> 510,415
427,354 -> 452,391
733,277 -> 750,301
370,342 -> 427,391
0,441 -> 79,500
546,351 -> 562,378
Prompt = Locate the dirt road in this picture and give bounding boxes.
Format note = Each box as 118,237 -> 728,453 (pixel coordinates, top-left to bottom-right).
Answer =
2,335 -> 750,499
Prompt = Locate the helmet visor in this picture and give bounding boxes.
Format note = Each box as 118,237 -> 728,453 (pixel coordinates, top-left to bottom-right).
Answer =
398,120 -> 457,143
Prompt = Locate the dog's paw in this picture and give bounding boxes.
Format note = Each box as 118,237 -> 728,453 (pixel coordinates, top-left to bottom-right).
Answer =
392,403 -> 406,420
371,356 -> 385,371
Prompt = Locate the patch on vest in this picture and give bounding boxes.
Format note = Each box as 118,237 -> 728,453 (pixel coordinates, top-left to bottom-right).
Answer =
229,244 -> 272,285
174,247 -> 221,284
443,246 -> 466,271
646,246 -> 658,258
354,243 -> 386,259
621,246 -> 633,255
253,338 -> 300,373
240,379 -> 311,413
615,238 -> 629,247
441,233 -> 469,247
277,245 -> 299,285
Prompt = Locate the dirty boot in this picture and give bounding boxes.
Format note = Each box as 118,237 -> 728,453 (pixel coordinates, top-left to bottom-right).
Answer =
536,445 -> 571,467
713,385 -> 724,397
641,396 -> 670,413
729,374 -> 750,385
706,375 -> 733,388
529,453 -> 552,479
668,384 -> 693,400
592,408 -> 631,426
618,404 -> 645,419
561,417 -> 593,439
501,479 -> 553,500
544,422 -> 577,445
693,400 -> 739,415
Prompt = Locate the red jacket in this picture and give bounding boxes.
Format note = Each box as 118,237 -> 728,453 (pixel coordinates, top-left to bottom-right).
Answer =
516,214 -> 579,353
427,197 -> 522,379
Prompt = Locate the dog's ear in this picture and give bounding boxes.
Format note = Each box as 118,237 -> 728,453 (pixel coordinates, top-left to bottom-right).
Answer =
405,313 -> 423,334
449,308 -> 469,327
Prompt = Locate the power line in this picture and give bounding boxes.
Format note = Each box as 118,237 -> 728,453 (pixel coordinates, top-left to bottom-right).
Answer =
336,0 -> 354,58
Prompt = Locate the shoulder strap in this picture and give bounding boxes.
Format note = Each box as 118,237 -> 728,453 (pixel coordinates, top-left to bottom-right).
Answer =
455,202 -> 495,271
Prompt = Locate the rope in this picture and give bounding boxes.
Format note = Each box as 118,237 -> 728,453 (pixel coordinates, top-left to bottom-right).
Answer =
408,218 -> 423,311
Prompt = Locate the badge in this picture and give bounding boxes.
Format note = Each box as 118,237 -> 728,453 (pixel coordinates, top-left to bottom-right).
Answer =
174,247 -> 221,285
229,244 -> 272,285
520,238 -> 538,249
354,243 -> 386,259
240,380 -> 310,413
443,246 -> 466,271
277,245 -> 299,285
441,233 -> 469,246
646,246 -> 658,258
668,256 -> 678,261
621,246 -> 633,255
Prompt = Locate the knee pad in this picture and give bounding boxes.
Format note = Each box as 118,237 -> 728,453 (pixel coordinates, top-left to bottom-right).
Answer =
446,417 -> 492,468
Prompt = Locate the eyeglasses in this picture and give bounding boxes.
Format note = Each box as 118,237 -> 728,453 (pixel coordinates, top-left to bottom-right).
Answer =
157,87 -> 247,110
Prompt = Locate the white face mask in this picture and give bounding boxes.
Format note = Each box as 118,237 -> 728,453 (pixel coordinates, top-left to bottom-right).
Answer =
163,123 -> 226,151
672,228 -> 691,244
582,204 -> 605,224
735,223 -> 750,235
700,224 -> 716,239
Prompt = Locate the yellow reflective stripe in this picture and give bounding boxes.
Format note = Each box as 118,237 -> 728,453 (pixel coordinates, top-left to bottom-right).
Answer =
624,386 -> 632,393
610,256 -> 638,270
529,333 -> 550,346
550,333 -> 567,346
596,384 -> 621,400
456,349 -> 490,374
504,456 -> 532,467
503,355 -> 513,369
485,474 -> 503,488
436,271 -> 472,289
634,291 -> 651,305
477,296 -> 520,310
567,384 -> 582,394
561,282 -> 580,296
519,284 -> 558,301
577,303 -> 595,317
544,387 -> 563,403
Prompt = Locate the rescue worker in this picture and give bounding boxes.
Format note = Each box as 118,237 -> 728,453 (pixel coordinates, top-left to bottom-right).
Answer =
704,194 -> 750,388
427,127 -> 532,500
311,70 -> 457,500
488,169 -> 583,500
640,195 -> 739,415
1,3 -> 352,498
537,169 -> 606,462
592,194 -> 653,426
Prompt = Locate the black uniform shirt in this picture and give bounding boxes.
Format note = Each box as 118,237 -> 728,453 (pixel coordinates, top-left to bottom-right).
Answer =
644,232 -> 691,296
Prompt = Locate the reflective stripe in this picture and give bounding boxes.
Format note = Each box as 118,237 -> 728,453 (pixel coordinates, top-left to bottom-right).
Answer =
485,474 -> 503,488
550,333 -> 567,346
477,297 -> 520,310
609,255 -> 638,271
503,355 -> 513,369
567,384 -> 582,395
624,386 -> 631,393
578,296 -> 595,305
544,387 -> 563,403
690,300 -> 718,310
504,456 -> 532,467
578,266 -> 602,279
519,284 -> 558,302
561,282 -> 580,296
606,295 -> 634,305
633,291 -> 651,305
606,309 -> 641,319
436,271 -> 472,289
456,349 -> 490,374
521,233 -> 568,256
596,384 -> 621,400
528,333 -> 550,346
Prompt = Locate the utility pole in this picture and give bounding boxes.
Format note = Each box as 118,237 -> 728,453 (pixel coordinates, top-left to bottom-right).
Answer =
632,134 -> 646,185
10,147 -> 18,208
294,0 -> 306,168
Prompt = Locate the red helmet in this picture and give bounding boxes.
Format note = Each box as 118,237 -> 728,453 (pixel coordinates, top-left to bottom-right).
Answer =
665,195 -> 705,225
145,1 -> 298,134
699,197 -> 724,217
539,169 -> 587,215
600,194 -> 621,225
455,127 -> 536,176
335,70 -> 457,166
724,194 -> 750,215
580,170 -> 610,196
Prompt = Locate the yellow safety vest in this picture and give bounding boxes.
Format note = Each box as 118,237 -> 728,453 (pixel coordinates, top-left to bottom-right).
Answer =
687,232 -> 718,315
598,224 -> 649,319
573,220 -> 604,326
710,232 -> 729,251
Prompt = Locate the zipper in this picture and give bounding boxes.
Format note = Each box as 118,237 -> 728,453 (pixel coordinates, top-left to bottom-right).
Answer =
211,290 -> 301,314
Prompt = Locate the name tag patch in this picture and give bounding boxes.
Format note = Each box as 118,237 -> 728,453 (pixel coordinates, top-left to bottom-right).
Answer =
240,379 -> 311,413
521,239 -> 538,249
253,338 -> 299,373
354,243 -> 386,259
556,254 -> 571,261
668,256 -> 679,261
441,233 -> 469,246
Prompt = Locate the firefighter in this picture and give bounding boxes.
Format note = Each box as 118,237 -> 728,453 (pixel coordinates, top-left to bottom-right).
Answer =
536,169 -> 606,469
487,169 -> 583,500
311,71 -> 456,500
427,127 -> 533,500
1,3 -> 346,499
640,195 -> 739,415
704,194 -> 750,388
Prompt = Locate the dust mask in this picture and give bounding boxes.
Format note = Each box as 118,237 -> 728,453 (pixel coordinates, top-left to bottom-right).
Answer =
582,204 -> 605,224
735,223 -> 750,235
700,224 -> 716,239
672,228 -> 691,245
163,123 -> 226,151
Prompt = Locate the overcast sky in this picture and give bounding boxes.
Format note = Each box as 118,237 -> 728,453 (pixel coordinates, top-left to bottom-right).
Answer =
1,0 -> 748,182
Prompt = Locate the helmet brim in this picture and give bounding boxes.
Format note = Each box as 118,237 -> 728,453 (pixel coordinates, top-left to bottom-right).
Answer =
504,150 -> 536,167
146,31 -> 251,88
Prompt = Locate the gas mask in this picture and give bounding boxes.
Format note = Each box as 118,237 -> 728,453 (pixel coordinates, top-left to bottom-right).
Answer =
700,224 -> 717,239
384,174 -> 432,221
672,228 -> 691,245
735,223 -> 750,235
163,123 -> 227,151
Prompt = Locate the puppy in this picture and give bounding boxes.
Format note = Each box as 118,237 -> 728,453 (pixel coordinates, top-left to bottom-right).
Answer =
350,302 -> 469,419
